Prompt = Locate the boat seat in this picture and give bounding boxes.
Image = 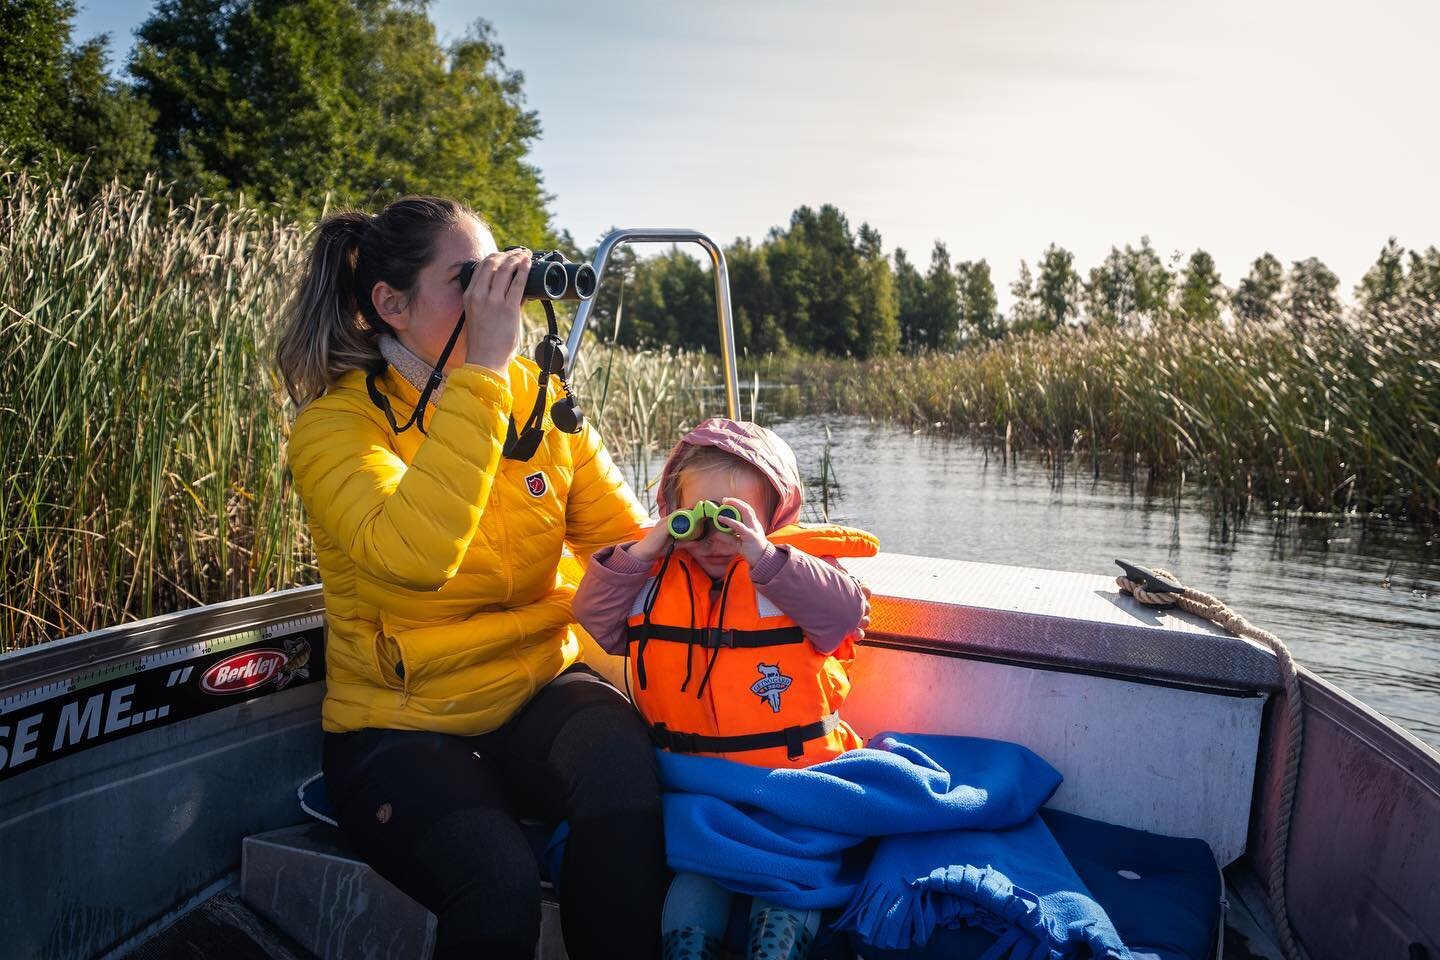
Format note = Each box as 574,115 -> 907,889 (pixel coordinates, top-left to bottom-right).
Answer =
1042,809 -> 1222,960
239,773 -> 567,960
853,808 -> 1223,960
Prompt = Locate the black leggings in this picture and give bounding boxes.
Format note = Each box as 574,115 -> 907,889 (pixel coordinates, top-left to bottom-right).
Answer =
323,665 -> 666,960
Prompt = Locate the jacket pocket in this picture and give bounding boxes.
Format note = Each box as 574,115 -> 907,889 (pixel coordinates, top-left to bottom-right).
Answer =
373,626 -> 407,694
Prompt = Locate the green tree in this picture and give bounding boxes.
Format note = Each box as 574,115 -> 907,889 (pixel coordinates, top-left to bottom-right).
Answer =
1008,260 -> 1040,334
854,223 -> 899,357
1033,244 -> 1082,332
1405,247 -> 1440,309
893,248 -> 926,352
1287,257 -> 1341,323
1176,250 -> 1225,325
1356,237 -> 1406,318
0,0 -> 154,182
1085,237 -> 1173,328
765,224 -> 818,353
725,238 -> 788,354
785,205 -> 864,354
130,0 -> 550,240
0,0 -> 72,152
620,248 -> 714,349
955,259 -> 1000,341
1232,253 -> 1285,326
655,250 -> 715,351
921,241 -> 960,350
582,226 -> 639,342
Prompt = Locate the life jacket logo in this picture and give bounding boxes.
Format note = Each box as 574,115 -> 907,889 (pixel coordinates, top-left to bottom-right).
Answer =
524,471 -> 547,497
201,650 -> 287,695
751,662 -> 792,713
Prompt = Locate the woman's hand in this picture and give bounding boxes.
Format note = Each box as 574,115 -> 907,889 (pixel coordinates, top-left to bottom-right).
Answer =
626,520 -> 673,565
719,498 -> 772,568
463,248 -> 531,371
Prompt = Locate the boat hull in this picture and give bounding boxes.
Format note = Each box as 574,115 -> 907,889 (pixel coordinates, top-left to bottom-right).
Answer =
1,556 -> 1436,959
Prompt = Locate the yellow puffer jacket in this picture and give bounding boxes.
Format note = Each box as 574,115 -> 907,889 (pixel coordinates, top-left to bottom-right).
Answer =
288,358 -> 646,735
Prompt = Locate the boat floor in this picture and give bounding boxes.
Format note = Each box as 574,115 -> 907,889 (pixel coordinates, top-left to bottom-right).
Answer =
119,865 -> 1288,960
118,890 -> 314,960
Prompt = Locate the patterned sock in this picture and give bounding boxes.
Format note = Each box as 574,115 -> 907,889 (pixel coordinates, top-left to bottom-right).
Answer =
662,925 -> 721,960
746,904 -> 819,960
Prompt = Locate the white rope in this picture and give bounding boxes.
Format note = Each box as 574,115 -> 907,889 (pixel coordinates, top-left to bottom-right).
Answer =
1117,569 -> 1306,960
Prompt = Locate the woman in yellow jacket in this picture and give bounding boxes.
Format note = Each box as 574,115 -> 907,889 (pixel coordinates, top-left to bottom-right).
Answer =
277,196 -> 664,959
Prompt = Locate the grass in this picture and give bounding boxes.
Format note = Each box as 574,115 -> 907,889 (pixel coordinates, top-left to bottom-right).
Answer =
0,164 -> 723,648
1,165 -> 313,646
754,314 -> 1440,524
4,160 -> 1434,647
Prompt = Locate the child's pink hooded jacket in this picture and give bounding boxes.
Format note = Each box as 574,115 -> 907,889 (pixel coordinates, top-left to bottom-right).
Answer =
572,419 -> 868,655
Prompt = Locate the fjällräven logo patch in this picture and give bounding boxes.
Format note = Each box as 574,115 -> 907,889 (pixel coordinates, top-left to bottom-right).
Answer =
751,662 -> 793,713
524,471 -> 547,497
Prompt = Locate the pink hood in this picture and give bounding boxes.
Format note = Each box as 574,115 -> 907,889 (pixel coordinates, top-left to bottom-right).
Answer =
656,418 -> 804,531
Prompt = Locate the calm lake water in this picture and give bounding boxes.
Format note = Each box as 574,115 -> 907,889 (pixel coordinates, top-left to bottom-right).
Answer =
630,415 -> 1440,749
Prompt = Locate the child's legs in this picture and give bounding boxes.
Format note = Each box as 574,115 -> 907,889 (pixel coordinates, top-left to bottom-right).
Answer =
749,898 -> 821,935
748,898 -> 821,959
662,872 -> 733,937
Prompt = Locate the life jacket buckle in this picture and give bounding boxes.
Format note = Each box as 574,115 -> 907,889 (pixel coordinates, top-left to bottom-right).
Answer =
700,627 -> 735,649
650,722 -> 700,754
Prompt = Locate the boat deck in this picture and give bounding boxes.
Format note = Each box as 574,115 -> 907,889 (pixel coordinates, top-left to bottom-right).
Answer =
118,890 -> 311,960
118,867 -> 1286,960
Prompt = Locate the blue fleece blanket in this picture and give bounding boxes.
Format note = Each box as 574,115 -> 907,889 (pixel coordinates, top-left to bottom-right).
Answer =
658,732 -> 1130,959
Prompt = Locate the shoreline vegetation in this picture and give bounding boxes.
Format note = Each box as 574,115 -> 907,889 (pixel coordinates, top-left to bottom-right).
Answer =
3,165 -> 1437,648
757,311 -> 1439,526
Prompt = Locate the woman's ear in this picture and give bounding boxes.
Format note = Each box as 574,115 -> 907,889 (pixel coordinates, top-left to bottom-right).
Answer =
371,281 -> 408,330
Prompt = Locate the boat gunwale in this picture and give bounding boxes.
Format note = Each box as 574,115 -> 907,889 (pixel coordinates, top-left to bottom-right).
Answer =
4,563 -> 1436,778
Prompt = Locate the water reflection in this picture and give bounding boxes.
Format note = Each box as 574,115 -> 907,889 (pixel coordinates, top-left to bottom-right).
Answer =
626,415 -> 1440,748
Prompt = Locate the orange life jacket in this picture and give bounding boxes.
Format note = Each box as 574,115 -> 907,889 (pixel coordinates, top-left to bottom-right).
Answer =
626,523 -> 879,768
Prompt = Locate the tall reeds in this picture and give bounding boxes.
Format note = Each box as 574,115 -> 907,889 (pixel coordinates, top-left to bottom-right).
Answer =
571,342 -> 720,497
757,314 -> 1440,522
0,165 -> 723,647
5,160 -> 1433,647
1,165 -> 313,646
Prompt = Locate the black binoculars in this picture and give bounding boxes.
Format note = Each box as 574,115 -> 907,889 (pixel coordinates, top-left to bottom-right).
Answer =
458,250 -> 597,302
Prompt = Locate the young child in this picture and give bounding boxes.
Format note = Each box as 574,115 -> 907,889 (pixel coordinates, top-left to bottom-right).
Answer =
573,418 -> 878,960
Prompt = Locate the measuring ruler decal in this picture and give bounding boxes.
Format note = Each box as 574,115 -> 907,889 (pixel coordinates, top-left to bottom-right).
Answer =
0,613 -> 325,782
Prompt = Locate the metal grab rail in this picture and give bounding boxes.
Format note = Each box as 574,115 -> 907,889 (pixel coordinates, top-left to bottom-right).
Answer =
564,228 -> 741,419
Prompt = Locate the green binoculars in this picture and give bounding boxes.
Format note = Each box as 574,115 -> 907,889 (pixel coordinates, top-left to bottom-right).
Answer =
665,500 -> 742,541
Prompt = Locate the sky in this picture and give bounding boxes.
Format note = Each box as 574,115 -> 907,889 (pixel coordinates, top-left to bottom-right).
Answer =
73,0 -> 1440,304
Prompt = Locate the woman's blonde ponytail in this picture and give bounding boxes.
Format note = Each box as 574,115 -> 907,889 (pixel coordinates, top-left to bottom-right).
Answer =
276,211 -> 378,408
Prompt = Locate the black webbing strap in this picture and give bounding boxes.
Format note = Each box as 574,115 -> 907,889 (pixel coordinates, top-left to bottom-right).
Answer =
364,307 -> 464,437
649,713 -> 841,761
626,623 -> 805,648
500,300 -> 561,462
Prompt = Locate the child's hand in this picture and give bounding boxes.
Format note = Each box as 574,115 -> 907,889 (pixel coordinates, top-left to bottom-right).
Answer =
627,520 -> 673,564
719,497 -> 771,568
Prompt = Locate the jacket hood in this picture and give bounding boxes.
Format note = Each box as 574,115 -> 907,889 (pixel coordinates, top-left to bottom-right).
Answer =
656,418 -> 804,530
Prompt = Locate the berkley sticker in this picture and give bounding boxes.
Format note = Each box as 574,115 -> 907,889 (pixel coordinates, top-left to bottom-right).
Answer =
201,649 -> 287,695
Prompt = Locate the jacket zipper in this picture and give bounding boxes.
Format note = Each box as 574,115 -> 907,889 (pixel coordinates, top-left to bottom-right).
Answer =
494,483 -> 515,603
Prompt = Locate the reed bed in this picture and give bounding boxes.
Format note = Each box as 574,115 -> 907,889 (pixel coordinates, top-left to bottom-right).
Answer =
571,343 -> 721,498
757,314 -> 1440,523
0,167 -> 717,648
1,166 -> 313,646
5,162 -> 1434,647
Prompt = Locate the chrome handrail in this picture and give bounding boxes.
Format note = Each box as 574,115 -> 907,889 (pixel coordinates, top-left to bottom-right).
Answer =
565,228 -> 740,419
